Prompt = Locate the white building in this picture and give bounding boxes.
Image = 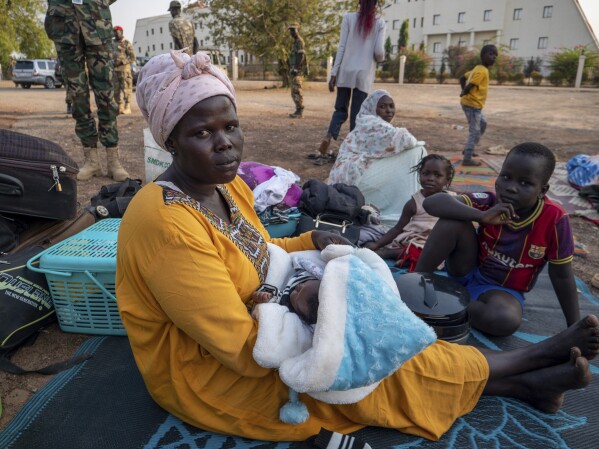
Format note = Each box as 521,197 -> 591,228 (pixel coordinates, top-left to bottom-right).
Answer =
383,0 -> 599,70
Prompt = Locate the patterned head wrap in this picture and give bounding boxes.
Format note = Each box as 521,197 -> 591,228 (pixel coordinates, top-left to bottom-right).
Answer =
136,50 -> 236,151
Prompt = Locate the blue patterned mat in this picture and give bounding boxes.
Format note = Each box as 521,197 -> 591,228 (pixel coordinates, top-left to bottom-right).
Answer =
0,270 -> 598,449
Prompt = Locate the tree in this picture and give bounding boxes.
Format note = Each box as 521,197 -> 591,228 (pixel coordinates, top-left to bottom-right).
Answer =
383,36 -> 392,71
0,0 -> 56,79
196,0 -> 353,84
398,19 -> 409,53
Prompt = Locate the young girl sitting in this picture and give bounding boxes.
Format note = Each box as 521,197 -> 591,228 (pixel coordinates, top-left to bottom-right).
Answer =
364,154 -> 454,269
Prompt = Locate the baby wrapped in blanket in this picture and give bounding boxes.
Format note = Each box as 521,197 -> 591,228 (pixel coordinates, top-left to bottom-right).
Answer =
252,244 -> 437,423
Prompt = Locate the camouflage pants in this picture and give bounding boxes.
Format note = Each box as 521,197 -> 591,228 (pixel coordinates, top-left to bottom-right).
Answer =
290,74 -> 304,110
64,86 -> 73,105
114,66 -> 133,105
55,42 -> 118,148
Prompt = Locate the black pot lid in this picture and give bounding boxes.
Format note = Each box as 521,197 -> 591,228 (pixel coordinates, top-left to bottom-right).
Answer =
395,272 -> 470,316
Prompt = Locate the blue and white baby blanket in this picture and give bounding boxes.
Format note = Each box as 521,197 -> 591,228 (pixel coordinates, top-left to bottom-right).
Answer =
252,244 -> 437,423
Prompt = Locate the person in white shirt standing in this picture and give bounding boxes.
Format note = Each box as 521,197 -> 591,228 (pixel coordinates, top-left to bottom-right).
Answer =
310,0 -> 386,166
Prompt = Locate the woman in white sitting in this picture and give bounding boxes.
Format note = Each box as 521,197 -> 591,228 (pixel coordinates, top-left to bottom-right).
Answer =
327,89 -> 425,226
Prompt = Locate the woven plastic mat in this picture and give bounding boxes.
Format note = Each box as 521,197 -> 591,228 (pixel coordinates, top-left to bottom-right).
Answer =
1,270 -> 598,449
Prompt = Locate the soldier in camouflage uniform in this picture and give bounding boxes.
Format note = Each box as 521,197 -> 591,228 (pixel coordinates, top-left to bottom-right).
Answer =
288,23 -> 307,118
113,25 -> 136,115
168,1 -> 199,57
44,0 -> 129,182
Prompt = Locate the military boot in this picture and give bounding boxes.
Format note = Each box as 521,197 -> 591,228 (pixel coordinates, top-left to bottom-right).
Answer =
117,103 -> 125,115
289,108 -> 304,118
106,146 -> 130,182
123,102 -> 132,115
77,147 -> 103,181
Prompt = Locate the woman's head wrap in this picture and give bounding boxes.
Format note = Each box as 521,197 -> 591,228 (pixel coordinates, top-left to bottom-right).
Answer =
136,50 -> 236,150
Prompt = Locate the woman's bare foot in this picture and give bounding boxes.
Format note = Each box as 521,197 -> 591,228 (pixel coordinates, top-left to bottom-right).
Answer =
522,347 -> 591,413
539,315 -> 599,363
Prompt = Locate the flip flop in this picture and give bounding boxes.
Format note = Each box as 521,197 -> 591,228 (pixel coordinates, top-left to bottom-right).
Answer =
305,153 -> 321,160
313,155 -> 335,166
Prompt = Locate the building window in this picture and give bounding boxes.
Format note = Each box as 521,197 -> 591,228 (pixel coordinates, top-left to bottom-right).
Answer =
458,40 -> 466,48
240,54 -> 244,63
433,42 -> 441,53
152,44 -> 155,51
147,45 -> 150,52
421,17 -> 424,27
138,47 -> 141,53
194,23 -> 198,29
513,8 -> 522,20
160,27 -> 163,34
538,37 -> 548,49
458,12 -> 465,23
543,5 -> 553,18
509,38 -> 519,51
169,42 -> 173,49
151,28 -> 154,35
199,21 -> 203,29
146,30 -> 148,36
484,10 -> 492,21
413,18 -> 416,28
200,39 -> 204,47
161,43 -> 164,50
393,20 -> 400,30
483,39 -> 491,45
433,14 -> 440,25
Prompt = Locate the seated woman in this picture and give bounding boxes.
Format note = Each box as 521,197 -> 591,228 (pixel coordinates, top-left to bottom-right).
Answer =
327,89 -> 426,227
117,50 -> 598,444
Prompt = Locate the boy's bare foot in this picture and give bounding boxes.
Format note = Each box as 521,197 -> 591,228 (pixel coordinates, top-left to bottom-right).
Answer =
523,347 -> 591,413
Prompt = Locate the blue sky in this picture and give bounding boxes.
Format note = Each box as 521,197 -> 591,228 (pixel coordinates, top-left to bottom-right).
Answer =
111,0 -> 599,46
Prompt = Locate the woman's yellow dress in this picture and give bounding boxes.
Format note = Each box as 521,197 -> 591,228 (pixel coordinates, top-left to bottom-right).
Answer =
116,177 -> 488,442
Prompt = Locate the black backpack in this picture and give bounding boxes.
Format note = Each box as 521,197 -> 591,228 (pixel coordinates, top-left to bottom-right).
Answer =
89,178 -> 142,219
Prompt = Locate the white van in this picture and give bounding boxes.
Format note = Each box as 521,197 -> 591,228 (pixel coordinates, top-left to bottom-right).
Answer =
12,59 -> 62,89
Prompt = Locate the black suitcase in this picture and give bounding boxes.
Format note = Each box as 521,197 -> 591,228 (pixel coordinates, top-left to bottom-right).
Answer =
0,129 -> 79,220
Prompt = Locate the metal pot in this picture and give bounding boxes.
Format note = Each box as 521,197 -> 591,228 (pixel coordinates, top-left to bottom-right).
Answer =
395,272 -> 471,344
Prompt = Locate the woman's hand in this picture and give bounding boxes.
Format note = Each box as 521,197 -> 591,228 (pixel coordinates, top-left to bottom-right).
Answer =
480,203 -> 518,225
328,76 -> 336,93
311,230 -> 354,250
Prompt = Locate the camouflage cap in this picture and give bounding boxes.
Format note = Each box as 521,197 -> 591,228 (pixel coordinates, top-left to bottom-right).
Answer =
288,22 -> 301,30
168,1 -> 181,11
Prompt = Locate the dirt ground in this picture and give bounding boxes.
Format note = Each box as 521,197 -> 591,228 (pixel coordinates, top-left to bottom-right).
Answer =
0,79 -> 598,430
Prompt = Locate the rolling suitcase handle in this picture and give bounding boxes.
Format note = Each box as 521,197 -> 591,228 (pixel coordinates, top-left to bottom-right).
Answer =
0,174 -> 24,197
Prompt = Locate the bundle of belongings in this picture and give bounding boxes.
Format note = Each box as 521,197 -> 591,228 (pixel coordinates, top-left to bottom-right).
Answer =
252,243 -> 437,424
238,161 -> 302,226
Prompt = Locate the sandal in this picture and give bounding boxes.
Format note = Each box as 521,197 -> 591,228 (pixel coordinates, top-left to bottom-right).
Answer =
462,159 -> 482,167
462,150 -> 480,157
313,154 -> 336,166
305,153 -> 321,160
313,156 -> 329,166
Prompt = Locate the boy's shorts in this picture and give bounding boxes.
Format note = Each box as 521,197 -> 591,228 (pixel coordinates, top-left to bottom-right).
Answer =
450,267 -> 525,310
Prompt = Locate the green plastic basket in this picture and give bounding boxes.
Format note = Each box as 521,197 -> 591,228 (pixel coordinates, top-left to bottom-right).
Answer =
27,219 -> 125,336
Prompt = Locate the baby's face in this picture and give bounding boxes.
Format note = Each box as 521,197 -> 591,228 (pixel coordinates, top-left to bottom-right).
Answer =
290,279 -> 320,324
